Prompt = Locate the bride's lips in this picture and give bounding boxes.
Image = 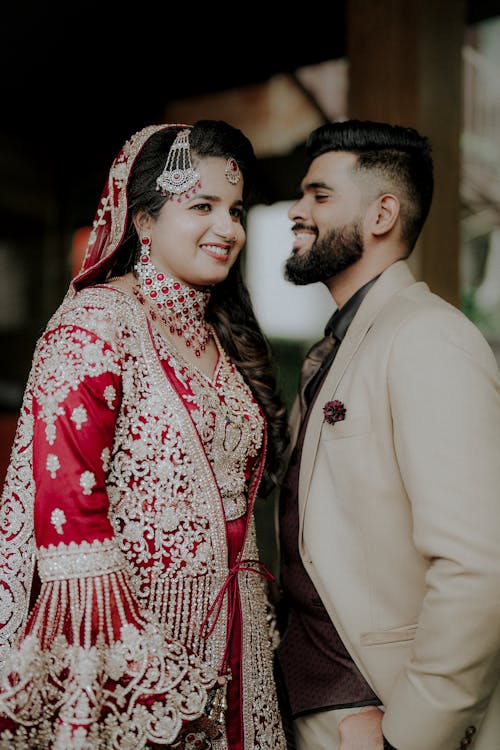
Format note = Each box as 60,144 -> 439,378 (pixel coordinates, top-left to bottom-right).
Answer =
200,243 -> 231,261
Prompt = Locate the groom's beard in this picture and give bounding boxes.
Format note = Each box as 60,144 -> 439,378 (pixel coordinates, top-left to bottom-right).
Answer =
284,221 -> 364,285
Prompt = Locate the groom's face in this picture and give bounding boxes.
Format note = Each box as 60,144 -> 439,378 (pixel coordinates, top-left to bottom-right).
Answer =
284,151 -> 365,286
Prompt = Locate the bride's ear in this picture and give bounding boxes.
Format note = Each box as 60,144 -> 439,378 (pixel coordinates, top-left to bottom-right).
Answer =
132,210 -> 153,236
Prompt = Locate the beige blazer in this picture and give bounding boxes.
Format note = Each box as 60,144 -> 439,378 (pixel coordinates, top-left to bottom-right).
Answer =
291,260 -> 500,750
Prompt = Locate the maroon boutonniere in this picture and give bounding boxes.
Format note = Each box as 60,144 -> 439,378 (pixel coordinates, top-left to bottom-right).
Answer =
323,399 -> 346,425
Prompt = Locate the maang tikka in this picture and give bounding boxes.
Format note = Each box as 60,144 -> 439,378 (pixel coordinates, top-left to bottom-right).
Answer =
156,128 -> 200,197
156,128 -> 242,198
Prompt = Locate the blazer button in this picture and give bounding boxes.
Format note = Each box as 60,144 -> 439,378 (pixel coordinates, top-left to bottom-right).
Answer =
465,726 -> 476,737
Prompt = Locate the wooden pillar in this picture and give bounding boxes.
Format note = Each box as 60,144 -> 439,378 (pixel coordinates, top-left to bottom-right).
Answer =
346,0 -> 465,306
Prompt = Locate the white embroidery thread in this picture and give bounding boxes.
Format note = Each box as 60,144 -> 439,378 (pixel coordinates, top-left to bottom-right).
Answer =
50,508 -> 67,535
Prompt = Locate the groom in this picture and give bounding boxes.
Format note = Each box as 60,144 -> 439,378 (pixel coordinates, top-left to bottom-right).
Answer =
276,119 -> 500,750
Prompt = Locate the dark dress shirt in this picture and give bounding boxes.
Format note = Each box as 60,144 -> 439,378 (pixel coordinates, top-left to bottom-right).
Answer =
277,278 -> 381,718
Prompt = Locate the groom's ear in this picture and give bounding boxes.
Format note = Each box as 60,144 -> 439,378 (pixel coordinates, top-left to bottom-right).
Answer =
367,193 -> 400,236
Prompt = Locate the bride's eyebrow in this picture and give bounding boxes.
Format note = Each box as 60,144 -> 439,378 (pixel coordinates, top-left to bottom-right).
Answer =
189,193 -> 244,207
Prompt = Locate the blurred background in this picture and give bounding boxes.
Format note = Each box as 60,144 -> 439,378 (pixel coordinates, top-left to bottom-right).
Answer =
1,2 -> 500,557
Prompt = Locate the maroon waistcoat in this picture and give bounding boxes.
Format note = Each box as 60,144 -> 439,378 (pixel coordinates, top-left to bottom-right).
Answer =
277,380 -> 380,717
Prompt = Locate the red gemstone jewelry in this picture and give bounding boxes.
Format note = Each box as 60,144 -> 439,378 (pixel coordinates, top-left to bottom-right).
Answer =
134,236 -> 211,357
224,157 -> 241,184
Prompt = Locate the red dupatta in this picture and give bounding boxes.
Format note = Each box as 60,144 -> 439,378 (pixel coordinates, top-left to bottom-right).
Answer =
70,123 -> 189,293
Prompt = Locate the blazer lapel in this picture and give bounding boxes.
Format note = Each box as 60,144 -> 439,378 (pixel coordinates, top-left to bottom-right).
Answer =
298,260 -> 420,524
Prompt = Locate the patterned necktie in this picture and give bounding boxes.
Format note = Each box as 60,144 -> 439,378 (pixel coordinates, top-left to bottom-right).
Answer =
299,332 -> 338,417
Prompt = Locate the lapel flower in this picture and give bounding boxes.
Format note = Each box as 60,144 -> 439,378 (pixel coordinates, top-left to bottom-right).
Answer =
323,399 -> 346,425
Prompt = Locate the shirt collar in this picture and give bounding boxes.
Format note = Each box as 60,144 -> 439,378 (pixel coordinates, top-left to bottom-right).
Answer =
324,275 -> 380,342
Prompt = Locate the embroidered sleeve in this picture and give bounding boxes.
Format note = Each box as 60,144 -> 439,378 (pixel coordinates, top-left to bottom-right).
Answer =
0,323 -> 217,748
31,323 -> 122,547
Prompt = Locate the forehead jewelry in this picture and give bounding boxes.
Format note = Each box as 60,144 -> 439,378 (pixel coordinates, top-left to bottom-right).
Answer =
156,128 -> 200,197
225,157 -> 241,185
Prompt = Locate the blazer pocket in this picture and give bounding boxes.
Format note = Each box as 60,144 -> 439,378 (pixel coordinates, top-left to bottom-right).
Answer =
322,414 -> 371,439
360,624 -> 418,646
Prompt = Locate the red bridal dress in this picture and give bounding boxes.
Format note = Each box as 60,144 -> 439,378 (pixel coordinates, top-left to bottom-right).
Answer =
0,286 -> 286,749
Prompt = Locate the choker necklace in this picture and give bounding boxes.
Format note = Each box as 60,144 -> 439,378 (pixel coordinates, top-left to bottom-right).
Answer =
134,249 -> 211,357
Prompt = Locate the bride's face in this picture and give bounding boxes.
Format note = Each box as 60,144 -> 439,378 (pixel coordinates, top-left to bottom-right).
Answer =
145,155 -> 246,289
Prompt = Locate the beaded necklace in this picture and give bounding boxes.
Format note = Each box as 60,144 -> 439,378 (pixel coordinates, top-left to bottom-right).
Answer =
134,247 -> 211,357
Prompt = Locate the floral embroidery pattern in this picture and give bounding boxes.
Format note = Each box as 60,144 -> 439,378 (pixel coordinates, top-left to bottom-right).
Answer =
46,454 -> 60,478
50,508 -> 67,535
70,404 -> 88,429
80,470 -> 96,495
323,399 -> 347,425
103,384 -> 117,408
101,447 -> 111,472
